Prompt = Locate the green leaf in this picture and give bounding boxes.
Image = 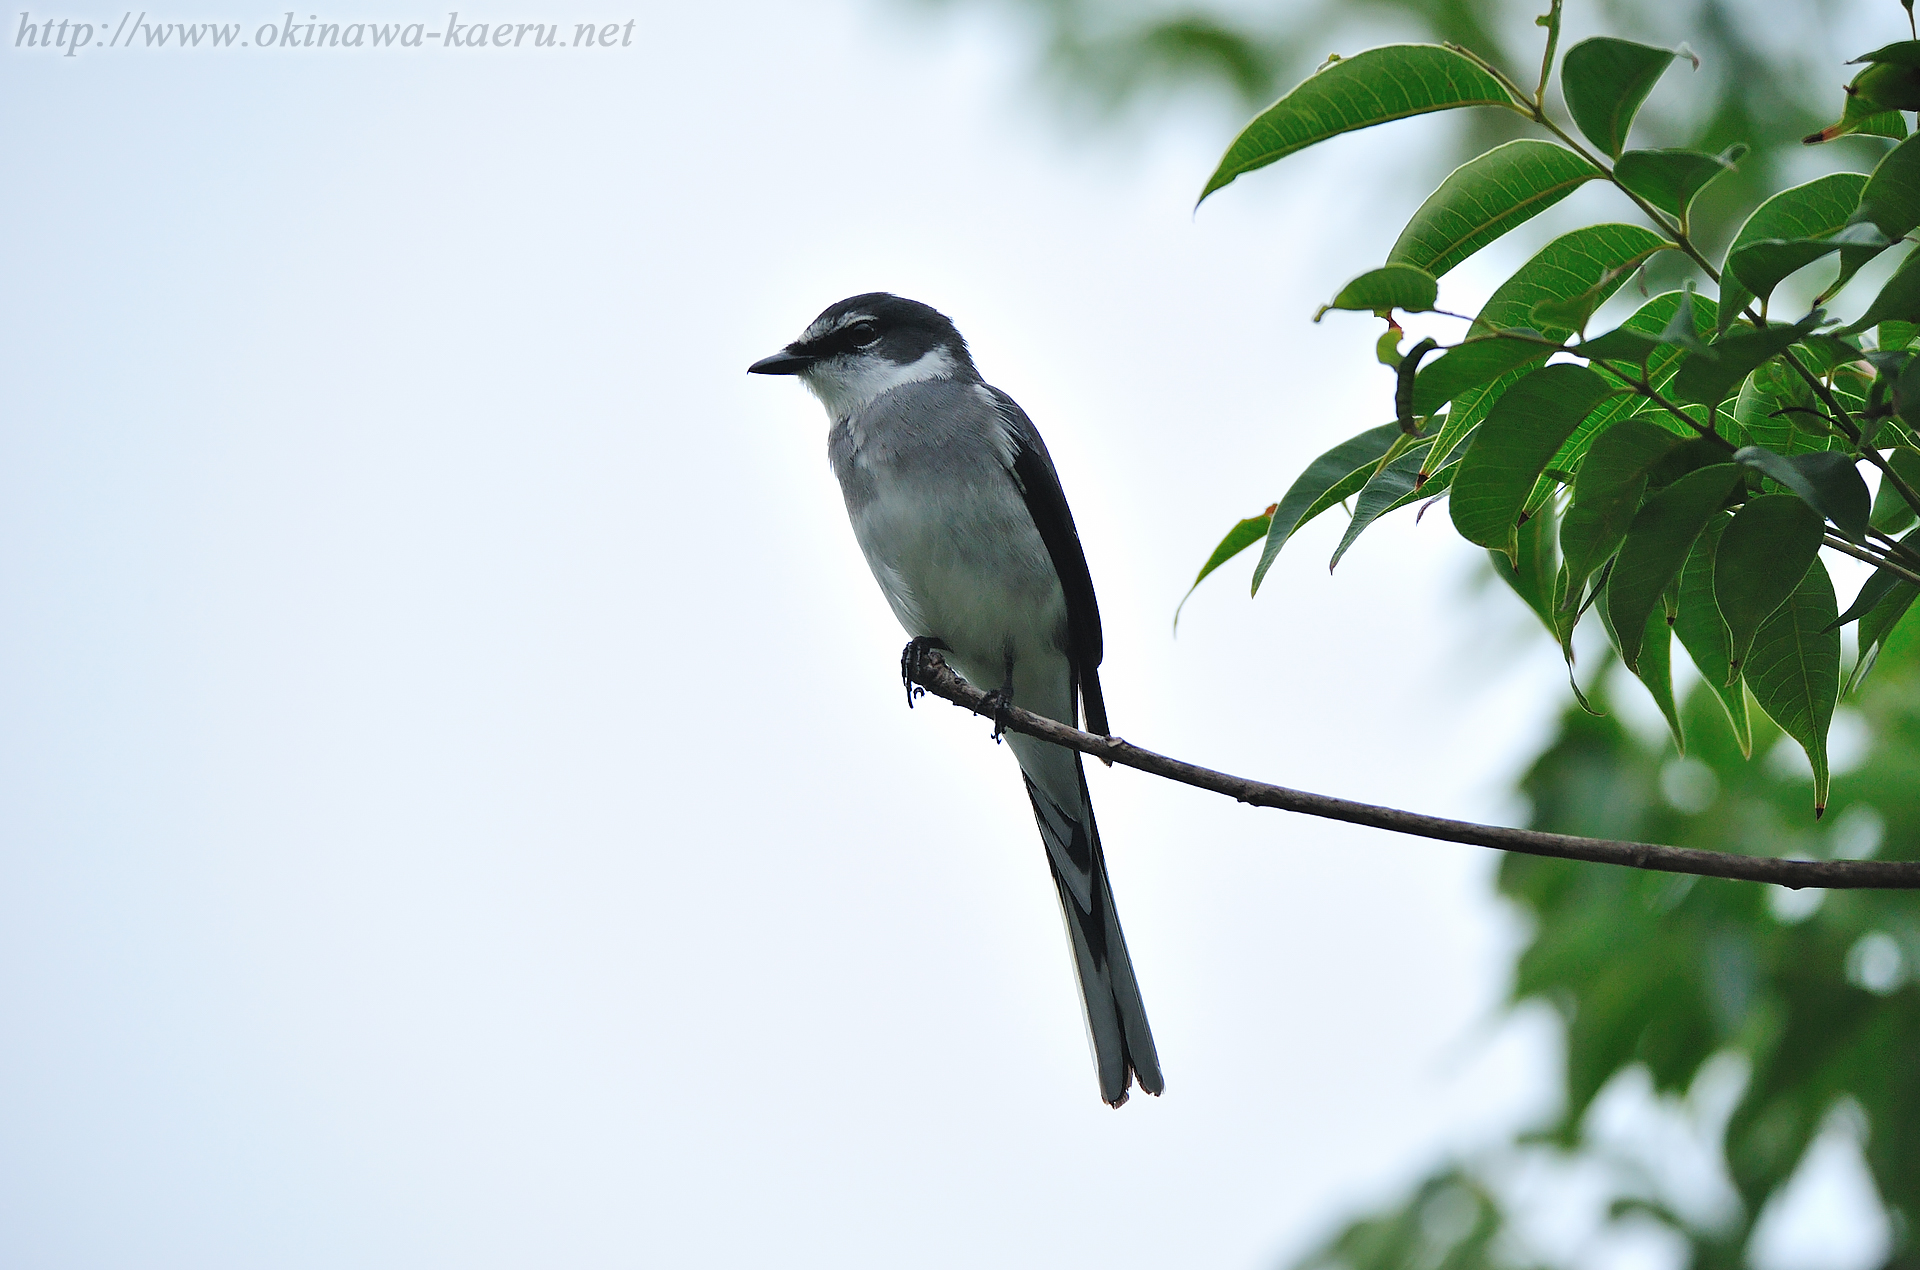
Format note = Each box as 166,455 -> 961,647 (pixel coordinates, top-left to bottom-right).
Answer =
1849,543 -> 1920,693
1859,131 -> 1920,239
1713,495 -> 1826,679
1551,324 -> 1720,522
1190,510 -> 1274,585
1388,140 -> 1601,280
1318,264 -> 1439,318
1613,145 -> 1745,219
1411,331 -> 1557,415
1370,456 -> 1460,523
1732,446 -> 1872,543
1830,549 -> 1910,631
1491,493 -> 1561,633
1807,62 -> 1920,144
1198,45 -> 1515,203
1729,362 -> 1833,455
1250,422 -> 1404,594
1726,241 -> 1840,302
1467,225 -> 1672,340
1547,558 -> 1589,668
1560,37 -> 1677,159
1451,365 -> 1615,560
1642,592 -> 1687,758
1669,323 -> 1812,407
1529,272 -> 1625,334
1329,441 -> 1434,570
1894,357 -> 1920,433
1793,333 -> 1866,376
1725,222 -> 1891,310
1576,326 -> 1664,364
1743,559 -> 1840,815
1553,292 -> 1719,479
1879,319 -> 1920,351
1870,447 -> 1920,533
1556,498 -> 1619,610
1595,578 -> 1684,751
1715,173 -> 1871,334
1556,400 -> 1702,490
1847,57 -> 1920,111
1574,418 -> 1693,507
1672,512 -> 1753,756
1560,418 -> 1687,601
1807,51 -> 1920,141
1547,561 -> 1590,666
1849,40 -> 1920,69
1647,435 -> 1735,489
1853,110 -> 1913,141
1572,289 -> 1712,379
1607,464 -> 1744,670
1417,224 -> 1669,478
1830,359 -> 1881,437
1655,287 -> 1705,347
1840,246 -> 1920,334
1174,505 -> 1275,628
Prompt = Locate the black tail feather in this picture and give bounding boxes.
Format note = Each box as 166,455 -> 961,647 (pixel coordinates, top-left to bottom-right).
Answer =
1022,755 -> 1160,1106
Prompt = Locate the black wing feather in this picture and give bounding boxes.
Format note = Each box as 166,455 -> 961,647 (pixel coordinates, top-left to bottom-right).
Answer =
987,388 -> 1110,738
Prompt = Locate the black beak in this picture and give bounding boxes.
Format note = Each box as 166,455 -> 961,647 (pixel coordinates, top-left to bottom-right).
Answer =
748,348 -> 815,375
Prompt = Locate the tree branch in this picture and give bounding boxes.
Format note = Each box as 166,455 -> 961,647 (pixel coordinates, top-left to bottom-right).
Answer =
905,652 -> 1920,891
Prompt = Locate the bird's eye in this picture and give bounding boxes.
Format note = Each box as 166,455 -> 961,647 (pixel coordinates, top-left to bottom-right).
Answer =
848,321 -> 880,346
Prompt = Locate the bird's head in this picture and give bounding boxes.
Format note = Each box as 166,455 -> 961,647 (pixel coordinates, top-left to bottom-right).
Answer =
748,293 -> 976,417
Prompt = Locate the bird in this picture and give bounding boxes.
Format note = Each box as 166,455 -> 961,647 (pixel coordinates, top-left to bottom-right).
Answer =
748,293 -> 1162,1107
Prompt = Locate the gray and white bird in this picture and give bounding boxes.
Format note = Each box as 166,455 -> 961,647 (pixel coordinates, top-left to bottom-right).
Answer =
749,293 -> 1162,1107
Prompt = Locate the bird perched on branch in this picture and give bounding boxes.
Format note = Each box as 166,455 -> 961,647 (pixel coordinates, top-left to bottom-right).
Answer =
749,293 -> 1161,1107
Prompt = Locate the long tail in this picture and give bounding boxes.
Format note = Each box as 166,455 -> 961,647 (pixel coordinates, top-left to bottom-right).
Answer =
1020,753 -> 1161,1107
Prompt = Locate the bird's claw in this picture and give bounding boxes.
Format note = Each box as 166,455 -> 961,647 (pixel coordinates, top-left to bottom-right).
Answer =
981,686 -> 1014,742
900,637 -> 949,709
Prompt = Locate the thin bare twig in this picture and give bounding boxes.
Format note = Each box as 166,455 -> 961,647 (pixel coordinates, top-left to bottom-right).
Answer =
1871,526 -> 1920,568
1825,534 -> 1920,586
904,653 -> 1920,891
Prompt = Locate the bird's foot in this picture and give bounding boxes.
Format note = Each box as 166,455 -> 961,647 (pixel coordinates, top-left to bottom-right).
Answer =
981,685 -> 1015,743
900,637 -> 950,708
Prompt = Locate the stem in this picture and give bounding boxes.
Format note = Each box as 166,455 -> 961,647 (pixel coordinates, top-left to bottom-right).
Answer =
1824,534 -> 1920,586
1533,0 -> 1563,110
1865,445 -> 1920,520
904,652 -> 1920,890
1444,42 -> 1549,121
1871,526 -> 1920,568
1449,41 -> 1731,287
1585,361 -> 1731,446
1782,349 -> 1863,443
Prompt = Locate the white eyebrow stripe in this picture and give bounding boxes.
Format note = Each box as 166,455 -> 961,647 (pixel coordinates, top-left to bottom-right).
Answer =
800,311 -> 877,344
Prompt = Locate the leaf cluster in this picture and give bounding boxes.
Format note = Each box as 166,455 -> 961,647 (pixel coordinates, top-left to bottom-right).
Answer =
1187,9 -> 1920,817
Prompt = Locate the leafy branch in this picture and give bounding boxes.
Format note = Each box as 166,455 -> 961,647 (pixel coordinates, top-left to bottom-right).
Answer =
1449,12 -> 1920,536
1189,3 -> 1920,816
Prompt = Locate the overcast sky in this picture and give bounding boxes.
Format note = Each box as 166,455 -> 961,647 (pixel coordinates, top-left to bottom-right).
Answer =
0,1 -> 1889,1266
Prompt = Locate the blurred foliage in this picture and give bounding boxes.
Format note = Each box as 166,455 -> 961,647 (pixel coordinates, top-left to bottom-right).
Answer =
1288,608 -> 1920,1268
904,0 -> 1861,249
